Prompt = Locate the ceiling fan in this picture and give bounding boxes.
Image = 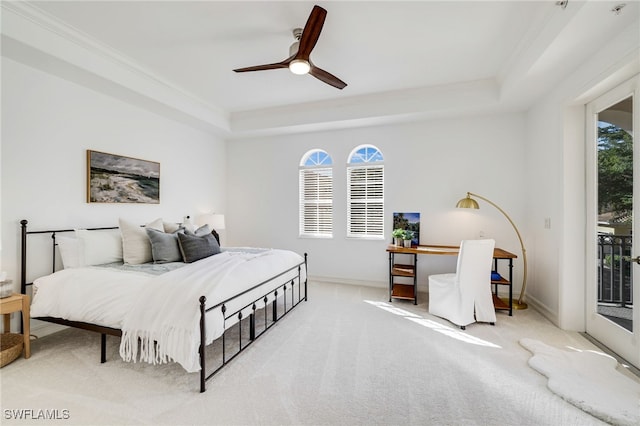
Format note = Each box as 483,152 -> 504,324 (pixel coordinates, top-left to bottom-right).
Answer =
233,5 -> 347,90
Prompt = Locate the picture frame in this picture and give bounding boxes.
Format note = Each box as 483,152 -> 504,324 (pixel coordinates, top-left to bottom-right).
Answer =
87,150 -> 160,204
393,212 -> 420,245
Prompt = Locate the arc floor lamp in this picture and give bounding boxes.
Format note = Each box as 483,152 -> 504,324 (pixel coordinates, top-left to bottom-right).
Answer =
456,192 -> 528,310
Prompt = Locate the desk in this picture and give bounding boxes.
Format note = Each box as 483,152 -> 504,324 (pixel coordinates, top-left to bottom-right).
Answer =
0,293 -> 31,358
386,244 -> 516,315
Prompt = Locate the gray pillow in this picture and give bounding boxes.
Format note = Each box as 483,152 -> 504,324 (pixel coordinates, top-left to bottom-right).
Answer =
186,224 -> 211,237
177,231 -> 221,263
146,228 -> 183,263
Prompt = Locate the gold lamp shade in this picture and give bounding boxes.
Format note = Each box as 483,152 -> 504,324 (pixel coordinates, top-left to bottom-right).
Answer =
456,195 -> 479,209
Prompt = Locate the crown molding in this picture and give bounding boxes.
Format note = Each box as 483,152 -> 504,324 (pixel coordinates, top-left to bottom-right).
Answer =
229,78 -> 505,138
2,0 -> 230,135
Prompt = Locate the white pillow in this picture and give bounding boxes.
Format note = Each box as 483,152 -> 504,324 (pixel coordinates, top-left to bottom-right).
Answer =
119,218 -> 164,264
163,221 -> 180,233
75,229 -> 123,266
57,236 -> 82,268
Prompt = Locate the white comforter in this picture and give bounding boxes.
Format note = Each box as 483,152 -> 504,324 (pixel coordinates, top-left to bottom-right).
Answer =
31,248 -> 306,373
31,267 -> 153,328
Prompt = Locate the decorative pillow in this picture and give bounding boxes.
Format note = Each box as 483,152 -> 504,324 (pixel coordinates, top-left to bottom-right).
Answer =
163,221 -> 180,234
177,232 -> 220,263
75,229 -> 123,266
146,228 -> 183,264
119,218 -> 164,264
57,236 -> 82,268
186,224 -> 211,237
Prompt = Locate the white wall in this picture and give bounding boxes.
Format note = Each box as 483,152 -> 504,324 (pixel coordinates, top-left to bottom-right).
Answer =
524,96 -> 563,320
524,22 -> 639,330
3,4 -> 635,339
227,112 -> 527,295
1,58 -> 226,293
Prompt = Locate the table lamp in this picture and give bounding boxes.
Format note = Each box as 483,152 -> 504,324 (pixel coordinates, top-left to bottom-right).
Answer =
456,192 -> 528,310
196,213 -> 226,246
196,213 -> 226,231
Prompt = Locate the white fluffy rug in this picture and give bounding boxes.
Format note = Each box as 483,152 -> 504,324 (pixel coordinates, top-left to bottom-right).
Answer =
520,338 -> 640,426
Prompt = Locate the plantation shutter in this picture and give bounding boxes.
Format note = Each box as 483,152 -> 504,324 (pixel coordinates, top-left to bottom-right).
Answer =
347,164 -> 384,237
299,167 -> 333,237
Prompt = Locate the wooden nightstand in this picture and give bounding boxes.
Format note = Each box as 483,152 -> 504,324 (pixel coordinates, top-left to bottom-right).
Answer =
1,294 -> 31,358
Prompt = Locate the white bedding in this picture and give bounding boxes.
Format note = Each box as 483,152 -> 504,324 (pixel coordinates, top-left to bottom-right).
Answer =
30,248 -> 306,373
31,266 -> 156,328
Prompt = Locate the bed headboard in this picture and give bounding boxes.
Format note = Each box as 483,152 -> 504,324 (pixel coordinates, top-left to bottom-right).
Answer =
20,219 -> 118,294
19,219 -> 222,295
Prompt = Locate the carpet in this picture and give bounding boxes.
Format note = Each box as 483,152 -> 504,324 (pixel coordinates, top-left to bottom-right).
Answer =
0,282 -> 624,425
520,338 -> 640,426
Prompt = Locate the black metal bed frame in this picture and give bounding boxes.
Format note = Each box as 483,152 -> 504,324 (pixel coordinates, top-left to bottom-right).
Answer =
20,219 -> 308,392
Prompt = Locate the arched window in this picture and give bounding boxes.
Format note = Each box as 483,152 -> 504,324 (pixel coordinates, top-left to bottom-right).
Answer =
299,149 -> 333,237
347,145 -> 384,238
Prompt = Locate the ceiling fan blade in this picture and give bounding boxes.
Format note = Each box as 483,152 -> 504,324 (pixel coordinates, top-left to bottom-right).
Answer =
296,5 -> 327,60
233,61 -> 290,73
233,55 -> 295,73
309,64 -> 347,90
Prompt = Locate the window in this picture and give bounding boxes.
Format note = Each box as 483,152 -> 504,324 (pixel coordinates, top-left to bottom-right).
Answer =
299,149 -> 333,237
347,145 -> 384,238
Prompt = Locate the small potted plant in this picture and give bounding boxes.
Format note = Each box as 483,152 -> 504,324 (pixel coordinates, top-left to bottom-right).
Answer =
403,230 -> 415,248
392,228 -> 406,246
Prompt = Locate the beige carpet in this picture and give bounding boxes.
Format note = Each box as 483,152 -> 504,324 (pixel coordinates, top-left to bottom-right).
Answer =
0,281 -> 631,425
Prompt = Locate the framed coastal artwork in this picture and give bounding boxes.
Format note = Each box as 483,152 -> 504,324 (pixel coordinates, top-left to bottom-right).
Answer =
393,212 -> 420,245
87,150 -> 160,204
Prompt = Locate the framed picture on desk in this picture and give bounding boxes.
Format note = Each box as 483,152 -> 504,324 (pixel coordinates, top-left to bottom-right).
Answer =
393,212 -> 420,245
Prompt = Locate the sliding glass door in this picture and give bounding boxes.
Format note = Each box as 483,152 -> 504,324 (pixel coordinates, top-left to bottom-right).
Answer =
586,75 -> 639,368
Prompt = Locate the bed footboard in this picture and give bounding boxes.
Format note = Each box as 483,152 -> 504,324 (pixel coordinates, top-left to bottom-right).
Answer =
198,253 -> 308,392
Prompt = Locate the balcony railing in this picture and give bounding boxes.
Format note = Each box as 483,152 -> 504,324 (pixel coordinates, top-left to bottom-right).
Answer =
597,234 -> 634,307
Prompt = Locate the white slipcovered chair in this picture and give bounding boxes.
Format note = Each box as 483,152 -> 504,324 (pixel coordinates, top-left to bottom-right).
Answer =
428,239 -> 497,330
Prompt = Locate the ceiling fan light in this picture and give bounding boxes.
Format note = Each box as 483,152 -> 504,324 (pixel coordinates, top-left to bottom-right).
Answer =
289,59 -> 310,75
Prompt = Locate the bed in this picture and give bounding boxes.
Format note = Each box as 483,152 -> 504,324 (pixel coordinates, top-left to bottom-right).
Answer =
19,219 -> 308,392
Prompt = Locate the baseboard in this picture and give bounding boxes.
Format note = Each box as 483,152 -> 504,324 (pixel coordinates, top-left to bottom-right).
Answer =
309,275 -> 387,289
524,294 -> 559,327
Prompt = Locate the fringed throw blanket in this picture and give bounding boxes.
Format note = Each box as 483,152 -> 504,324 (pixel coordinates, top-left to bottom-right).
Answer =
120,248 -> 305,373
